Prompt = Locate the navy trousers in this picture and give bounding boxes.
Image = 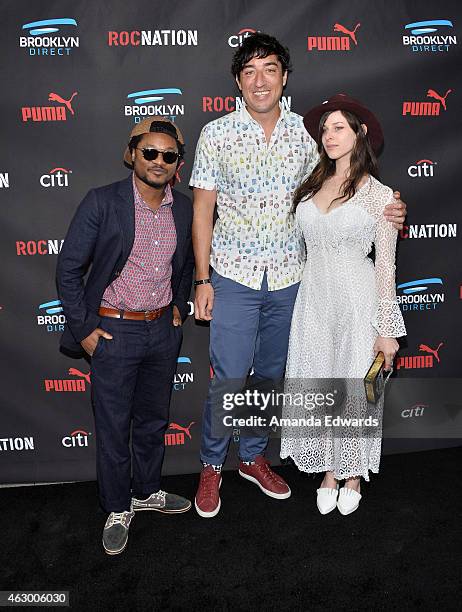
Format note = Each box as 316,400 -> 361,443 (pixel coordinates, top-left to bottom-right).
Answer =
91,309 -> 182,512
200,271 -> 300,465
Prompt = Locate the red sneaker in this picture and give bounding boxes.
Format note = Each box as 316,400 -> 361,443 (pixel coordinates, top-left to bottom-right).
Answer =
194,465 -> 222,518
239,455 -> 291,499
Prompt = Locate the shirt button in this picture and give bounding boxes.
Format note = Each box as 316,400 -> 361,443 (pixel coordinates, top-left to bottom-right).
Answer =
155,241 -> 158,245
151,292 -> 155,296
155,267 -> 159,271
154,215 -> 158,220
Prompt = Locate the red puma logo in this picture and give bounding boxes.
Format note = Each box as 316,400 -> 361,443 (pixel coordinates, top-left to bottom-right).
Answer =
426,89 -> 452,111
333,22 -> 361,45
68,368 -> 91,384
168,421 -> 195,439
419,342 -> 444,363
48,91 -> 78,115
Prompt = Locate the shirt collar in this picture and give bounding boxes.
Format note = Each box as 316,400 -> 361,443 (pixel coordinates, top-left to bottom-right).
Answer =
132,173 -> 173,209
239,101 -> 295,128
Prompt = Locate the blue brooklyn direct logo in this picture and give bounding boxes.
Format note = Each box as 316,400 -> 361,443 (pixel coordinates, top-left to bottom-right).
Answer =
125,88 -> 184,123
402,19 -> 457,52
20,18 -> 79,55
37,299 -> 66,332
396,278 -> 444,312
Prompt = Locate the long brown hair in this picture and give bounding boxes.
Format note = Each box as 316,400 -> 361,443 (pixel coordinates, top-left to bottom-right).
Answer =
293,110 -> 380,213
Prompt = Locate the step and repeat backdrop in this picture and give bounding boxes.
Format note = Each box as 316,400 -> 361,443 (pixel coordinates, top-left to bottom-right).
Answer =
1,0 -> 461,484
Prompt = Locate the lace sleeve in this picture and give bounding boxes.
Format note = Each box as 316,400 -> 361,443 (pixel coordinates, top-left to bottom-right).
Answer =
372,197 -> 406,338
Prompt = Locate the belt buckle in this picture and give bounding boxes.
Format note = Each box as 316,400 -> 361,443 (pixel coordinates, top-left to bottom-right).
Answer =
144,310 -> 150,321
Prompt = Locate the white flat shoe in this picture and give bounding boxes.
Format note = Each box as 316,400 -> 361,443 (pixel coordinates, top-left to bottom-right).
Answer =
337,487 -> 362,515
316,484 -> 339,514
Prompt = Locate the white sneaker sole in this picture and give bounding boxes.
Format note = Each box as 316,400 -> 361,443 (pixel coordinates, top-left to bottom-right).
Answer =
103,538 -> 128,555
238,470 -> 291,499
194,478 -> 222,518
132,502 -> 192,514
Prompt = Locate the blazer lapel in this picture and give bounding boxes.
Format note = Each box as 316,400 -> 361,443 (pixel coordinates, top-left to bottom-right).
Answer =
115,176 -> 135,263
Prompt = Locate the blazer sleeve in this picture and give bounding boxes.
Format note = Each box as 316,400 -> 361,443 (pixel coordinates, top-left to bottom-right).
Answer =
56,189 -> 102,343
172,203 -> 194,321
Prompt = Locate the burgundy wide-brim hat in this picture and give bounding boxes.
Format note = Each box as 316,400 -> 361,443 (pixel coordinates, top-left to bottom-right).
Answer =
303,93 -> 384,154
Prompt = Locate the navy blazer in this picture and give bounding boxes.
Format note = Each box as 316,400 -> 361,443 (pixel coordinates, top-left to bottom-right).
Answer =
56,175 -> 194,356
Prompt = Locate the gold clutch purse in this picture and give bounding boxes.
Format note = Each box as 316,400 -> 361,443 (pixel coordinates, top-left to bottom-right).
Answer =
364,352 -> 392,404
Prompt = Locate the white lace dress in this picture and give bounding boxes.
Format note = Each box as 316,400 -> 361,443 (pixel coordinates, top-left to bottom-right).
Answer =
280,176 -> 406,480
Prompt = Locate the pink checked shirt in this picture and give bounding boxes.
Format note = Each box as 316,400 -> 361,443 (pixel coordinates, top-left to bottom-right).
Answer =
101,175 -> 177,311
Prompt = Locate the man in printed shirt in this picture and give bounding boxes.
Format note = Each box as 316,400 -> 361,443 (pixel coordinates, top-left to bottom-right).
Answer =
57,118 -> 194,554
190,33 -> 406,517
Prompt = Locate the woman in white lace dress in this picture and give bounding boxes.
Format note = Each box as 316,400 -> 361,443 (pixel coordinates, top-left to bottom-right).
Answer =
280,94 -> 406,515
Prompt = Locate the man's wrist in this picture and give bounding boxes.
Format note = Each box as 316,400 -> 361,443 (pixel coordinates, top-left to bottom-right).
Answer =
194,278 -> 211,287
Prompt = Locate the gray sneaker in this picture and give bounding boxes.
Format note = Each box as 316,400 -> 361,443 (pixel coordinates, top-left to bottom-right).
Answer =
102,510 -> 135,555
132,490 -> 191,514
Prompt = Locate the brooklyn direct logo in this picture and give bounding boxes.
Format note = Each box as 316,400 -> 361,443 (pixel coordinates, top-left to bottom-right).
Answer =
402,88 -> 452,116
21,91 -> 78,122
19,18 -> 79,56
108,29 -> 197,46
400,222 -> 457,240
227,28 -> 257,47
125,88 -> 183,123
16,239 -> 63,256
396,278 -> 444,311
402,19 -> 457,53
203,95 -> 292,113
165,422 -> 195,446
40,167 -> 71,188
173,356 -> 194,391
307,22 -> 361,51
44,368 -> 90,392
37,299 -> 66,333
396,342 -> 443,370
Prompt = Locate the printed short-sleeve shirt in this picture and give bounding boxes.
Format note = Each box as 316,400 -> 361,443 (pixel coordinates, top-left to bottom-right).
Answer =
189,104 -> 319,290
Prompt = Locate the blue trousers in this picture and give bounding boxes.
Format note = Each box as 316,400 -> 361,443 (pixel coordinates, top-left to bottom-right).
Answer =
200,271 -> 299,465
91,309 -> 182,513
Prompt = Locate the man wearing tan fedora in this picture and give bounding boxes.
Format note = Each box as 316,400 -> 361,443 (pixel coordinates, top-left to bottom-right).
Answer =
57,118 -> 194,554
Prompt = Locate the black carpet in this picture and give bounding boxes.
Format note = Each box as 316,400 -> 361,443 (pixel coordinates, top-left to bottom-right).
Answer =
1,447 -> 461,611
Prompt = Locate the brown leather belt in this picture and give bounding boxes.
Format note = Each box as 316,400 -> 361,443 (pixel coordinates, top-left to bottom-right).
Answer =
98,305 -> 169,321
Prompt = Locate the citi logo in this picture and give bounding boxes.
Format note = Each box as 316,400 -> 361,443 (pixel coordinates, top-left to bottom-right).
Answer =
202,95 -> 291,113
16,239 -> 64,256
0,436 -> 34,452
401,403 -> 428,418
165,422 -> 195,446
20,18 -> 79,56
407,159 -> 435,178
403,19 -> 456,52
228,28 -> 257,47
62,429 -> 91,448
0,172 -> 9,188
307,22 -> 361,51
400,223 -> 456,239
44,368 -> 90,393
22,91 -> 78,122
108,30 -> 198,47
173,356 -> 194,391
40,167 -> 71,188
125,88 -> 183,123
402,88 -> 452,116
396,278 -> 444,311
396,343 -> 443,370
37,299 -> 66,333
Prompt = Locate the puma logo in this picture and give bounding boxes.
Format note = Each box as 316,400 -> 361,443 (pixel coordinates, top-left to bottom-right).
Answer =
48,91 -> 78,115
333,22 -> 361,45
168,421 -> 195,439
68,368 -> 91,384
419,342 -> 444,363
426,89 -> 452,111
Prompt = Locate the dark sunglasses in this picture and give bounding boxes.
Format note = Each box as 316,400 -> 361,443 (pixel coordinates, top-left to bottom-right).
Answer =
136,147 -> 179,164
